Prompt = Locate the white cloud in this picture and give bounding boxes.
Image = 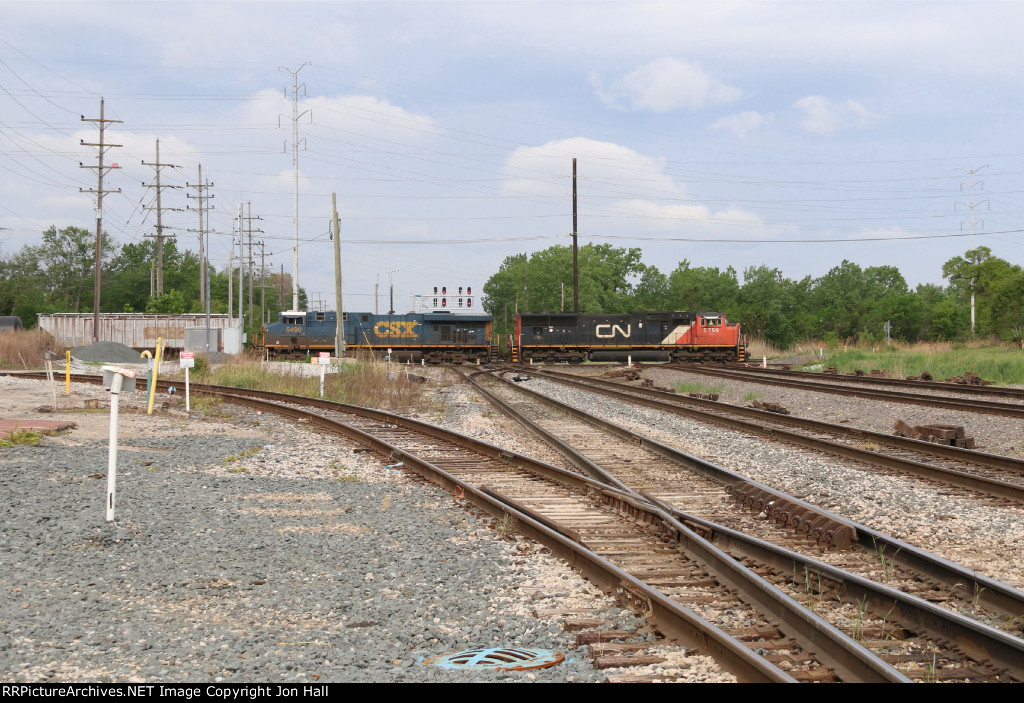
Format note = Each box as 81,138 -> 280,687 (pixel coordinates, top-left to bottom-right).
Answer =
502,137 -> 769,239
503,137 -> 676,199
242,89 -> 435,143
592,57 -> 743,112
793,96 -> 881,134
711,111 -> 767,138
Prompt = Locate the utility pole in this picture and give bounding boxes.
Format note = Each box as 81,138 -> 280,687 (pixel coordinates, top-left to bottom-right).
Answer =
257,240 -> 267,324
572,157 -> 579,312
242,201 -> 263,331
387,268 -> 399,315
956,165 -> 989,337
142,138 -> 182,295
523,255 -> 529,312
186,165 -> 214,310
237,204 -> 244,333
79,98 -> 121,341
332,192 -> 345,357
280,62 -> 311,312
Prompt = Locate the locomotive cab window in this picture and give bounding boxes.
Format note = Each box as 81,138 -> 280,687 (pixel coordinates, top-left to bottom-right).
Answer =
315,313 -> 326,322
702,317 -> 721,326
284,316 -> 304,325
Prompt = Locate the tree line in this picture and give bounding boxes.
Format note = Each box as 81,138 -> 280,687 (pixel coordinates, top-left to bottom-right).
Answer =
0,225 -> 303,340
482,243 -> 1024,347
3,226 -> 1021,348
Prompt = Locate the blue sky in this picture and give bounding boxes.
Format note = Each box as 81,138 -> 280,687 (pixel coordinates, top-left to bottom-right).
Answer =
3,1 -> 1024,314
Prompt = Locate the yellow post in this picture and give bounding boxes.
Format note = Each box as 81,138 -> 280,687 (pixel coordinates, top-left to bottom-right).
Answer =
65,350 -> 70,395
147,337 -> 163,415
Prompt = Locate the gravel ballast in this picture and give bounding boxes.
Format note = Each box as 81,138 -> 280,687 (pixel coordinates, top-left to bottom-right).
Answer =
0,375 -> 648,683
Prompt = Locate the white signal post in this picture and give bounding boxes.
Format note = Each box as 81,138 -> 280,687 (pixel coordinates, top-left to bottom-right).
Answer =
102,366 -> 137,522
318,351 -> 330,397
180,351 -> 195,412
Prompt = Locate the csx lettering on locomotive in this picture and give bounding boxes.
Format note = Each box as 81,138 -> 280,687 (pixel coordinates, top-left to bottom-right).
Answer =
373,321 -> 420,338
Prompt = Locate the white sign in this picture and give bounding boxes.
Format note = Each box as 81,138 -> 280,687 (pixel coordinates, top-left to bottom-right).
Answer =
180,351 -> 195,369
318,352 -> 331,366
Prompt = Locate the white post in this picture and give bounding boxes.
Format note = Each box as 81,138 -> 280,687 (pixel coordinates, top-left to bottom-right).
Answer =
627,355 -> 632,367
46,359 -> 57,411
185,366 -> 190,413
319,364 -> 325,398
762,356 -> 767,369
103,366 -> 137,522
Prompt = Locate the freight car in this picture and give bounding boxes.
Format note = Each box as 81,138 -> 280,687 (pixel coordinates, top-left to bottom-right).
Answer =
514,310 -> 746,363
261,310 -> 494,363
37,313 -> 234,353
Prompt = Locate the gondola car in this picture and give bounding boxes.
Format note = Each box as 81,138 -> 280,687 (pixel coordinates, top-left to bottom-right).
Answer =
514,310 -> 746,363
261,310 -> 494,363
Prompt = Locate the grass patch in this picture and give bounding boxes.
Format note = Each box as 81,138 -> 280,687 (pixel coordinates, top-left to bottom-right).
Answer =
804,342 -> 1024,385
223,446 -> 261,464
742,391 -> 761,402
676,381 -> 725,395
0,428 -> 44,448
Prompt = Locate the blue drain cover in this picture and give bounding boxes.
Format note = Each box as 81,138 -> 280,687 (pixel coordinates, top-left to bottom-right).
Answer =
423,647 -> 565,671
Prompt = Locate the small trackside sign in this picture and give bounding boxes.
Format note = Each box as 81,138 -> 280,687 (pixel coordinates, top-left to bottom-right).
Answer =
318,352 -> 331,365
180,351 -> 195,369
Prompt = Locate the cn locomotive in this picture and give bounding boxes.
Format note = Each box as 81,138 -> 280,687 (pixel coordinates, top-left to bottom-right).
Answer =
260,310 -> 494,363
513,310 -> 747,363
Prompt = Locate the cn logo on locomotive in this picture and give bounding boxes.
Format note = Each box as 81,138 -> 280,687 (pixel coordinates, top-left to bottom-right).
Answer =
595,323 -> 631,339
374,320 -> 420,338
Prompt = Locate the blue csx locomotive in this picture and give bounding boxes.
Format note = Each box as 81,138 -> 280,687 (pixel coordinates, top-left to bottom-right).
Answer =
260,310 -> 495,363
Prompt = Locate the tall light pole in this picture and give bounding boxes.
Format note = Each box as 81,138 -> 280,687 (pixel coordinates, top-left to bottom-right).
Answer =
387,268 -> 399,315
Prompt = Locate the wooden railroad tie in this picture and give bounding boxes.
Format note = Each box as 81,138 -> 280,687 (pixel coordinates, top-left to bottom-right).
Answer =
750,399 -> 789,415
893,420 -> 975,449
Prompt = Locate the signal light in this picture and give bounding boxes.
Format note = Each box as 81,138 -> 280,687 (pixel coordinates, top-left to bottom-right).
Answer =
458,286 -> 463,295
458,298 -> 463,308
433,298 -> 438,307
433,286 -> 437,295
442,286 -> 446,295
467,298 -> 472,307
467,286 -> 471,295
441,297 -> 447,307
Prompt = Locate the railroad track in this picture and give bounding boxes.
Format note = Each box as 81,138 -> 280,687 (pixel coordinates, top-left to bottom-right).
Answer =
517,366 -> 1024,504
674,364 -> 1024,417
448,368 -> 1024,680
727,363 -> 1024,402
10,371 -> 1024,682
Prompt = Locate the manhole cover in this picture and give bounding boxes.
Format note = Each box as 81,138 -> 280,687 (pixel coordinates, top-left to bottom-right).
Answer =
423,647 -> 564,671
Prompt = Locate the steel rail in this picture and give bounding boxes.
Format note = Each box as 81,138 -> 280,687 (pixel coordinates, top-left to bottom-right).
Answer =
202,384 -> 909,683
730,364 -> 1024,401
18,370 -> 802,681
458,368 -> 1024,680
490,367 -> 1024,622
675,365 -> 1024,417
523,367 -> 1024,502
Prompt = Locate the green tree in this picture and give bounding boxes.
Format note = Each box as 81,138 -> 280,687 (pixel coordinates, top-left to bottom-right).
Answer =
666,261 -> 740,312
738,265 -> 798,347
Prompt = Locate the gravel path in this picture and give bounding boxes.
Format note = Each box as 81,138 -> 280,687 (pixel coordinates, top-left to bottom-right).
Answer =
1,375 -> 656,684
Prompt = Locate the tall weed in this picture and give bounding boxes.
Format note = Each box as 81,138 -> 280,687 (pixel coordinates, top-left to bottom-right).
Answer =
0,329 -> 63,369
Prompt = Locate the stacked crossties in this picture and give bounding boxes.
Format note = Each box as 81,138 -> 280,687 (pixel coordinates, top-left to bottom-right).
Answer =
893,420 -> 975,449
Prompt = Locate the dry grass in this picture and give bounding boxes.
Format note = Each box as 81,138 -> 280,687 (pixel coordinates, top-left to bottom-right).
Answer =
183,352 -> 432,414
0,329 -> 63,369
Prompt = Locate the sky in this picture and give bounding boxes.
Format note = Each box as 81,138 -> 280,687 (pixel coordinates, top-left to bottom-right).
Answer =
3,0 -> 1024,316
